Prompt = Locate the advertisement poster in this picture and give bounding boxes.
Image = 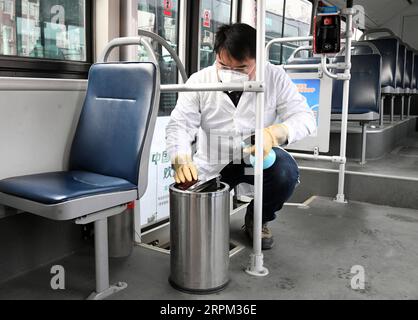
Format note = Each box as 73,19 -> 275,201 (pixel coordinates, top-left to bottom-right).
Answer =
292,78 -> 320,128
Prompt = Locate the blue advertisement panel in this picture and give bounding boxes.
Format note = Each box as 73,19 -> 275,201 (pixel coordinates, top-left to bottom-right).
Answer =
292,79 -> 320,126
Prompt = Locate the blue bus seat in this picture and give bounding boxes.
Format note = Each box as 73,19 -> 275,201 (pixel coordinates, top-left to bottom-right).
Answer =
331,54 -> 382,121
0,62 -> 160,299
396,43 -> 406,94
331,54 -> 382,164
404,49 -> 414,94
364,38 -> 399,94
414,53 -> 418,94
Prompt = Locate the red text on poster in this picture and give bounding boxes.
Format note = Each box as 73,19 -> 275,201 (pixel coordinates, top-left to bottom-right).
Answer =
163,0 -> 172,17
203,9 -> 211,28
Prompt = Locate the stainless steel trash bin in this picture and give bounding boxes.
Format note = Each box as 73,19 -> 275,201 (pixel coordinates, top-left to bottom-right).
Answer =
169,180 -> 230,294
108,202 -> 135,258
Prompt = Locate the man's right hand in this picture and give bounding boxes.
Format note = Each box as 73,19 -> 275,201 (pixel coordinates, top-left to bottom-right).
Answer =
172,154 -> 199,184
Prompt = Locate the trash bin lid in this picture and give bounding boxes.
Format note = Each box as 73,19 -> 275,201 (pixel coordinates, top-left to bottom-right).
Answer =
174,175 -> 223,193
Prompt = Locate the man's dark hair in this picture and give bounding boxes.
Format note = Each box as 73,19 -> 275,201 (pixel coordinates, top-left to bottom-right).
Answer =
214,23 -> 257,61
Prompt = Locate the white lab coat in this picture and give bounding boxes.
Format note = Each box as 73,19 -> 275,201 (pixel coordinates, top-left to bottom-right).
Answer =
166,62 -> 316,180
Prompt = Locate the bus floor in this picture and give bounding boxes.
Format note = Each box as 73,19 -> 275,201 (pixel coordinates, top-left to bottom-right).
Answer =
1,196 -> 417,300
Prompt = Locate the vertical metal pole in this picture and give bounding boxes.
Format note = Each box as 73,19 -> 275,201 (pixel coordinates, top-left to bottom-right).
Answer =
95,219 -> 110,294
120,0 -> 138,61
390,96 -> 395,123
380,96 -> 385,127
246,0 -> 269,277
360,122 -> 367,165
335,7 -> 353,203
279,0 -> 287,65
407,95 -> 411,118
401,96 -> 405,121
231,0 -> 239,23
178,0 -> 187,83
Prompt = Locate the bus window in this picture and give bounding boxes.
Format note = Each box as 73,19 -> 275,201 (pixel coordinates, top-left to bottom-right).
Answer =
0,0 -> 87,61
267,0 -> 312,65
199,0 -> 232,70
138,0 -> 179,116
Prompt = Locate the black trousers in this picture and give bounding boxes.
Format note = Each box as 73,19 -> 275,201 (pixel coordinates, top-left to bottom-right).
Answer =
220,148 -> 300,224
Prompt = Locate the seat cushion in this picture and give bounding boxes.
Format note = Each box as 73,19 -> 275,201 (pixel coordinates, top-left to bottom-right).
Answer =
0,171 -> 136,205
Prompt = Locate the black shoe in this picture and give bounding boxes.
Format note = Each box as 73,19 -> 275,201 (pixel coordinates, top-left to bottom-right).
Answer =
244,210 -> 275,250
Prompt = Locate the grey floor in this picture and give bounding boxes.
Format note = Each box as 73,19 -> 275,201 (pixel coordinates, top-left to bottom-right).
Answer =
1,196 -> 418,300
297,131 -> 418,180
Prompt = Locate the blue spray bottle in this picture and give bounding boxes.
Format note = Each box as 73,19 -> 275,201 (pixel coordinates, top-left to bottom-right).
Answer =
242,142 -> 277,170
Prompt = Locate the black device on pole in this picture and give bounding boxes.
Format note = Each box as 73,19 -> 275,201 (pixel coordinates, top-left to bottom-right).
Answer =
314,7 -> 341,54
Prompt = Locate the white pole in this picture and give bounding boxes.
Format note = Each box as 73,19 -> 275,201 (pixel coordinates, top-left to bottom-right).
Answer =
178,0 -> 187,84
231,0 -> 239,24
335,7 -> 354,203
246,0 -> 269,277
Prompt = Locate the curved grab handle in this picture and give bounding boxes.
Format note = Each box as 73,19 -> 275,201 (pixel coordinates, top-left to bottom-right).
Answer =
98,33 -> 189,84
98,37 -> 158,66
138,29 -> 188,83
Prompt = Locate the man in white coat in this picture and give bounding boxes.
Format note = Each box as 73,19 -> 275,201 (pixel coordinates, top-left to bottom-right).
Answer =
166,24 -> 316,250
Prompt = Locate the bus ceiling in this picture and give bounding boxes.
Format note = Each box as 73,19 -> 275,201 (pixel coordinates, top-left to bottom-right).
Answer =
322,0 -> 417,29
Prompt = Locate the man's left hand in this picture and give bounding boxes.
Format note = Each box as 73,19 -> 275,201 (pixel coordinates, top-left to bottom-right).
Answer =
243,124 -> 289,158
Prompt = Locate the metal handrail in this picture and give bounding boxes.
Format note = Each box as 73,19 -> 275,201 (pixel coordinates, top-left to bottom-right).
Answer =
266,36 -> 313,60
98,37 -> 158,65
137,29 -> 189,83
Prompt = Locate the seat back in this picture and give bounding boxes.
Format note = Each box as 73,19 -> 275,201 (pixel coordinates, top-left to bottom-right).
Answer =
365,38 -> 398,89
405,49 -> 414,90
332,54 -> 382,115
414,53 -> 418,90
397,43 -> 406,89
69,62 -> 160,197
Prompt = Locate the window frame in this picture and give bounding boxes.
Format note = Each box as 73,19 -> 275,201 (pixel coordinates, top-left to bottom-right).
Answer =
187,0 -> 234,75
0,0 -> 93,79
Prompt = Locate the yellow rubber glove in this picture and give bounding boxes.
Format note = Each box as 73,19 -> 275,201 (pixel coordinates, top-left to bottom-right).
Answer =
243,124 -> 289,158
266,123 -> 289,147
172,154 -> 199,184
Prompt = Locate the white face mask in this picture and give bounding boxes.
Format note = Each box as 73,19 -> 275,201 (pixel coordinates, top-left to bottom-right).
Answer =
218,69 -> 249,83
